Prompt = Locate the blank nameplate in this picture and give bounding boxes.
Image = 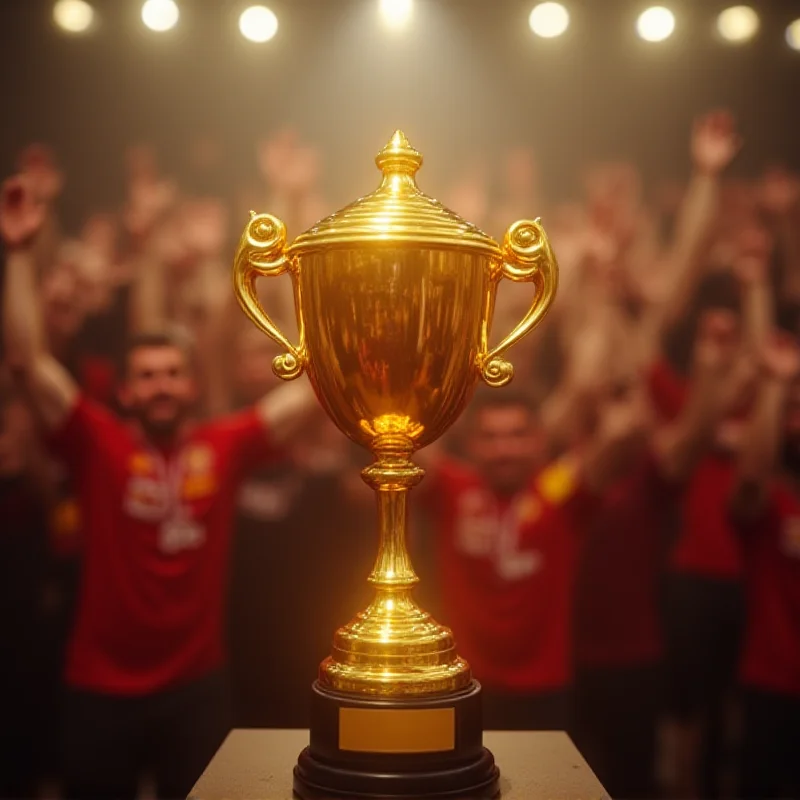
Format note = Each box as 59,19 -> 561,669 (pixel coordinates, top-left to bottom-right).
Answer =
338,707 -> 456,753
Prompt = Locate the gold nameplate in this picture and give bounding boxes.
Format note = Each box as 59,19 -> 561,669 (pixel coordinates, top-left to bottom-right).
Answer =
338,707 -> 456,753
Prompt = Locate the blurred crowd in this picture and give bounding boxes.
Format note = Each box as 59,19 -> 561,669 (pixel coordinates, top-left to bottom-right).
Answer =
1,109 -> 800,800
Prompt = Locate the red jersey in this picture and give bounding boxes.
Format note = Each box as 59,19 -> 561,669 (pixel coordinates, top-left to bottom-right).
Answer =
575,454 -> 674,668
48,395 -> 276,695
737,481 -> 800,697
427,456 -> 589,693
648,356 -> 745,580
670,453 -> 743,579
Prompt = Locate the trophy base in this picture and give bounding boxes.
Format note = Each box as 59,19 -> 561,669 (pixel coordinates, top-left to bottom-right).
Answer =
293,680 -> 499,799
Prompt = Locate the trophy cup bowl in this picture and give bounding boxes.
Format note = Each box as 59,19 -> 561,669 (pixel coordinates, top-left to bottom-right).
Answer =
233,131 -> 558,799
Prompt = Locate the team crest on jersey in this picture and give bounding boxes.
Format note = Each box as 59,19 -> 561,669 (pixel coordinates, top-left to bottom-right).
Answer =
185,444 -> 214,473
454,488 -> 495,557
124,476 -> 169,521
181,444 -> 218,501
780,516 -> 800,559
459,488 -> 490,513
536,457 -> 578,506
514,493 -> 541,524
129,451 -> 155,476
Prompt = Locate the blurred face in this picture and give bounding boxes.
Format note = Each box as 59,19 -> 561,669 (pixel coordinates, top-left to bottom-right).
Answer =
119,346 -> 196,439
60,239 -> 113,313
467,404 -> 546,494
41,260 -> 85,341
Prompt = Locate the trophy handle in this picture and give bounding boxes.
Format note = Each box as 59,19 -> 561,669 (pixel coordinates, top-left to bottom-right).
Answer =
233,212 -> 306,380
479,218 -> 559,388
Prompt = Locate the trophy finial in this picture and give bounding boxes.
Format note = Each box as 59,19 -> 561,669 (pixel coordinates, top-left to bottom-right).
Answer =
375,130 -> 422,177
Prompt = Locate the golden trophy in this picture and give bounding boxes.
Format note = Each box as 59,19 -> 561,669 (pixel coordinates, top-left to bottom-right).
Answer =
233,131 -> 558,799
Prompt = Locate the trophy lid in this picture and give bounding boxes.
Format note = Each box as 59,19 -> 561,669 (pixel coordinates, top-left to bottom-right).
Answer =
287,131 -> 502,258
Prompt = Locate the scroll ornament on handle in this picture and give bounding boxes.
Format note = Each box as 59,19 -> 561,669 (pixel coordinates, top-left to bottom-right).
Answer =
479,218 -> 559,388
232,211 -> 307,381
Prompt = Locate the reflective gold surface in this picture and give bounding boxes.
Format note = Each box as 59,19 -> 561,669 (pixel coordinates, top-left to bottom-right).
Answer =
233,131 -> 558,696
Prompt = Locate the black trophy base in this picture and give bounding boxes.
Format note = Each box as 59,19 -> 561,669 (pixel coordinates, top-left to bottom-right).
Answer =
293,680 -> 499,800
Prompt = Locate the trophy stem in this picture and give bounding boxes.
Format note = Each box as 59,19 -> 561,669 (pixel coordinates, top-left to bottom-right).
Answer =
366,473 -> 420,592
316,448 -> 471,696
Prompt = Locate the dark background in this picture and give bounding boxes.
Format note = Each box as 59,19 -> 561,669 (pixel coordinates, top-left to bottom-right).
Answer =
1,0 -> 799,230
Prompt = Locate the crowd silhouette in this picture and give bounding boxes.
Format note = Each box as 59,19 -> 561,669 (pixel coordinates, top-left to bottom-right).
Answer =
1,110 -> 800,799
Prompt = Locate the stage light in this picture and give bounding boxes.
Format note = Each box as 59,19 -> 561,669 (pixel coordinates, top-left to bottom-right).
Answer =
717,6 -> 759,43
141,0 -> 179,32
528,3 -> 569,38
637,6 -> 675,42
239,5 -> 278,42
53,0 -> 94,33
380,0 -> 413,30
787,19 -> 800,51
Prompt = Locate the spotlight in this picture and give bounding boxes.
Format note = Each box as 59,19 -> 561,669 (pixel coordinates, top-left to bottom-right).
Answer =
53,0 -> 94,33
380,0 -> 413,30
787,19 -> 800,51
636,6 -> 675,42
717,6 -> 759,43
141,0 -> 179,32
528,3 -> 569,38
239,5 -> 278,42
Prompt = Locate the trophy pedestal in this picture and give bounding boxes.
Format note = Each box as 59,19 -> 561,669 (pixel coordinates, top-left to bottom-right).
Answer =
189,728 -> 609,800
293,680 -> 498,799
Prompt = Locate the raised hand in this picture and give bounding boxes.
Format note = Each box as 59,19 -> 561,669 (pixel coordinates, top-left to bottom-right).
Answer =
581,224 -> 619,267
761,331 -> 800,382
691,110 -> 741,175
757,167 -> 800,218
598,383 -> 652,444
17,143 -> 64,203
0,175 -> 47,249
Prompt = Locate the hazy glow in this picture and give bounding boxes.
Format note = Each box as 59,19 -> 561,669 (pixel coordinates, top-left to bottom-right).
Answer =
380,0 -> 412,29
239,6 -> 278,42
53,0 -> 94,33
717,6 -> 759,43
787,19 -> 800,51
528,3 -> 569,38
637,6 -> 675,42
141,0 -> 179,32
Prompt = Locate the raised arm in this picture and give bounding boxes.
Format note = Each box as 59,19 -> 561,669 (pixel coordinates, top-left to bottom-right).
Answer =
732,227 -> 775,359
254,377 -> 322,448
1,176 -> 77,430
580,382 -> 651,495
731,333 -> 800,521
757,168 -> 800,304
651,310 -> 739,483
656,110 -> 741,332
126,176 -> 176,333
